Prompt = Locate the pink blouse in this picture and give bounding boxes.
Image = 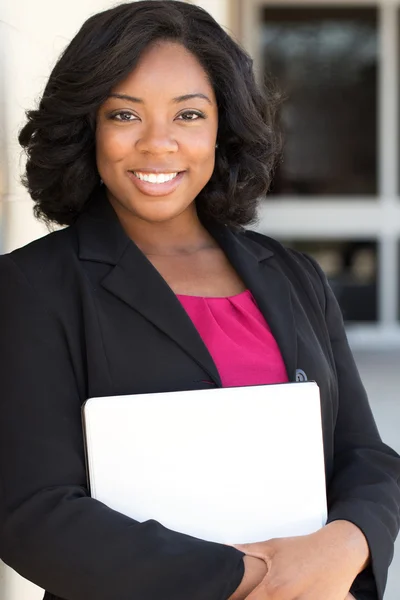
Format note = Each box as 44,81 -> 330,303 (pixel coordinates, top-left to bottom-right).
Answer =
177,289 -> 288,388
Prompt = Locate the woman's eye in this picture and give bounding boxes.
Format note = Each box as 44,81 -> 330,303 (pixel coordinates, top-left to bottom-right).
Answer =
177,111 -> 205,122
111,111 -> 138,122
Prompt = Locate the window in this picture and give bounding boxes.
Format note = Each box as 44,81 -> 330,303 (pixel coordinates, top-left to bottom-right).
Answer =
262,7 -> 378,197
284,239 -> 378,322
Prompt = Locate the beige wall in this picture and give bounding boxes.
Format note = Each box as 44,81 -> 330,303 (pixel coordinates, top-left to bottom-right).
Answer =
0,0 -> 118,253
0,2 -> 231,598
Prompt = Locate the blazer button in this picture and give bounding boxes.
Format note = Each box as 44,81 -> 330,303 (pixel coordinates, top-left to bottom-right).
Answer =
295,369 -> 308,382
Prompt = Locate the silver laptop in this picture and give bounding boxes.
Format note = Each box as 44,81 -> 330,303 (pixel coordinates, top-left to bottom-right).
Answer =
82,382 -> 327,544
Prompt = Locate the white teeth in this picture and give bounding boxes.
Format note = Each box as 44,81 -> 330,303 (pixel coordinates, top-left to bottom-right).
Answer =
133,172 -> 178,184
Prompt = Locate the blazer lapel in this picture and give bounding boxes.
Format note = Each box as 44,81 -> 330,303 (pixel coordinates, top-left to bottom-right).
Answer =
253,259 -> 298,381
101,244 -> 222,385
77,190 -> 221,386
208,224 -> 298,381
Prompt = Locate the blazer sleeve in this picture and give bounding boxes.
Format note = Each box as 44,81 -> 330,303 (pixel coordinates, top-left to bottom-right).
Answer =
305,255 -> 400,600
0,255 -> 244,600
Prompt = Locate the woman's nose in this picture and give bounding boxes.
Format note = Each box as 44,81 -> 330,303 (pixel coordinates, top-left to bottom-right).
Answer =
135,123 -> 179,155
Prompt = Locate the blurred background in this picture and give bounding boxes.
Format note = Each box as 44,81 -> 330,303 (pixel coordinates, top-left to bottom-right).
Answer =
0,0 -> 399,598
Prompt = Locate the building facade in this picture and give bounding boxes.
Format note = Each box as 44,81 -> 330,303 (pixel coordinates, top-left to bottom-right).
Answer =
239,0 -> 400,349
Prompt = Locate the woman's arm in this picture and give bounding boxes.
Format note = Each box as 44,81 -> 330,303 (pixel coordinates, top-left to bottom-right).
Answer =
304,254 -> 400,599
0,256 -> 244,600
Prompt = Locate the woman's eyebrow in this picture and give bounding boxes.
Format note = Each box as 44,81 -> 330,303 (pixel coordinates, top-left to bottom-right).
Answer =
173,93 -> 212,105
108,92 -> 212,105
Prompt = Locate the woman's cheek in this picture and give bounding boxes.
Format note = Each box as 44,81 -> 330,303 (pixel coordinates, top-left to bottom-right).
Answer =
97,125 -> 135,163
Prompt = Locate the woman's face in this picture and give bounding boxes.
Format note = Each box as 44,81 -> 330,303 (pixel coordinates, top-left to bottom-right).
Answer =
96,41 -> 218,224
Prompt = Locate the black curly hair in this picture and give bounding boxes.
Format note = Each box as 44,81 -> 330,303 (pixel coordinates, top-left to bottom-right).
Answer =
19,0 -> 281,227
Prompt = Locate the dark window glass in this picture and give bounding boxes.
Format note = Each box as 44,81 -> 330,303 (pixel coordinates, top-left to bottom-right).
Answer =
262,7 -> 378,197
283,239 -> 378,322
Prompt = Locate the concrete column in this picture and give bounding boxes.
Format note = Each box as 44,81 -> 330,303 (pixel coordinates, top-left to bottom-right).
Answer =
0,0 -> 121,254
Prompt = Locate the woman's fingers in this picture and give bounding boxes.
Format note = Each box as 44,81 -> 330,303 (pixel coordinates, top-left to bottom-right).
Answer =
245,587 -> 355,600
243,578 -> 270,600
232,542 -> 270,562
233,536 -> 357,600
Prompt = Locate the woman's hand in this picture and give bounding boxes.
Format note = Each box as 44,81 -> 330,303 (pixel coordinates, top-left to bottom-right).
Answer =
231,520 -> 369,599
228,555 -> 268,600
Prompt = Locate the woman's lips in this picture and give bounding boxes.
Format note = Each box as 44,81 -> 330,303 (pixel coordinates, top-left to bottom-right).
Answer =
127,171 -> 186,196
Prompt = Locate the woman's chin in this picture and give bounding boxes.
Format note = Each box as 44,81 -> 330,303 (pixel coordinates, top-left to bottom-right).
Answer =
106,184 -> 198,224
125,201 -> 193,224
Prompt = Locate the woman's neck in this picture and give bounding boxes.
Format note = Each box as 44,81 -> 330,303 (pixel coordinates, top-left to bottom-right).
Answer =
109,197 -> 217,257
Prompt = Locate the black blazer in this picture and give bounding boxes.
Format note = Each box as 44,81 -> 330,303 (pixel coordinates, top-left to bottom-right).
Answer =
0,191 -> 399,600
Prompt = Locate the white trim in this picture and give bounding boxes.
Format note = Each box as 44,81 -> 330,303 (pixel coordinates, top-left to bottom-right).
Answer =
347,324 -> 400,349
256,200 -> 400,238
378,236 -> 399,323
259,0 -> 382,5
377,3 -> 400,324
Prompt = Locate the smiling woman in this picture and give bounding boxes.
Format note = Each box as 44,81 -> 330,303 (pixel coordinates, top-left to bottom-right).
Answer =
95,42 -> 219,227
18,0 -> 279,229
1,2 -> 400,600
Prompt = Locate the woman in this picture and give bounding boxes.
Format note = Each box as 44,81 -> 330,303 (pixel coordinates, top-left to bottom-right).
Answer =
0,2 -> 399,599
